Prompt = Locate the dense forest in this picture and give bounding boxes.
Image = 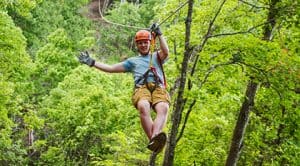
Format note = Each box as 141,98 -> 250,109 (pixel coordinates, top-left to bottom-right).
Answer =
0,0 -> 299,165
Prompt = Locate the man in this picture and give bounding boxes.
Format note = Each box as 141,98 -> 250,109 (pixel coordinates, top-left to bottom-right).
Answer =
78,24 -> 170,153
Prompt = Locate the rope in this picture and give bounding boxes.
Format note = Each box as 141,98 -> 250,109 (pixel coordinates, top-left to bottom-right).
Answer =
98,0 -> 146,29
98,0 -> 189,30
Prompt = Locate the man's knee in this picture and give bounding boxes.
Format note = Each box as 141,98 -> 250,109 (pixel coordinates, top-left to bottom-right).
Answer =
154,102 -> 169,114
137,100 -> 151,115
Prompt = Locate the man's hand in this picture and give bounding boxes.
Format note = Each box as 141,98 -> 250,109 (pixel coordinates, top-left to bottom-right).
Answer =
150,23 -> 162,36
78,51 -> 95,67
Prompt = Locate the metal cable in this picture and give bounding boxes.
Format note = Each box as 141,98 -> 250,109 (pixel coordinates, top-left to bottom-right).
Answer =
98,0 -> 189,29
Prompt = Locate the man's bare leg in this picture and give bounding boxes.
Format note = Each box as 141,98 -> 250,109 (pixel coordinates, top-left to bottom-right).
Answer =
137,100 -> 153,140
152,102 -> 169,138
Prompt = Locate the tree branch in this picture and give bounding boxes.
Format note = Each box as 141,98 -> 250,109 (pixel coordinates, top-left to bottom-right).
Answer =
190,0 -> 228,76
176,60 -> 236,143
198,61 -> 236,88
169,77 -> 181,98
237,61 -> 270,82
239,0 -> 268,9
149,152 -> 158,166
208,20 -> 273,38
176,99 -> 196,143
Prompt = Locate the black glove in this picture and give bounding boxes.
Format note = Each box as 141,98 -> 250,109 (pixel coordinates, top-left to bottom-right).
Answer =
78,51 -> 95,67
150,23 -> 162,36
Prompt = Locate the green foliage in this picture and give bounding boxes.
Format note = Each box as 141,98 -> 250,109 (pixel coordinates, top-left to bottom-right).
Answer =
93,131 -> 149,165
137,0 -> 163,25
0,10 -> 35,165
5,0 -> 42,18
174,74 -> 247,165
39,146 -> 65,165
1,0 -> 298,164
36,66 -> 148,164
13,0 -> 93,55
97,2 -> 142,60
33,28 -> 79,100
0,11 -> 33,81
157,0 -> 299,165
78,30 -> 97,50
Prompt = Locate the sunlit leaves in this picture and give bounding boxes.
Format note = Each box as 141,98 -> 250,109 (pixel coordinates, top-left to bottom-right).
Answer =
34,28 -> 78,98
0,9 -> 35,165
4,0 -> 42,18
20,0 -> 93,55
37,66 -> 146,164
155,0 -> 299,165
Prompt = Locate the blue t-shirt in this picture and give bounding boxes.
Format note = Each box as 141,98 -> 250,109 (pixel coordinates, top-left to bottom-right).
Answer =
122,52 -> 166,86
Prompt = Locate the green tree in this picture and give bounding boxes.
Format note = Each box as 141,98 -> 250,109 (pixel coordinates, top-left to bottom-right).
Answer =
0,10 -> 36,165
37,66 -> 149,165
13,0 -> 93,56
33,28 -> 79,100
154,0 -> 300,165
1,0 -> 298,165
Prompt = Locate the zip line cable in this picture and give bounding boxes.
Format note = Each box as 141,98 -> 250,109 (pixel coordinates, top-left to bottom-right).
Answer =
98,0 -> 189,30
156,1 -> 189,27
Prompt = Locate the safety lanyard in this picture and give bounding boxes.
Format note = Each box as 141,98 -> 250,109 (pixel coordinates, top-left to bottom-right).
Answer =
149,32 -> 156,68
149,33 -> 167,88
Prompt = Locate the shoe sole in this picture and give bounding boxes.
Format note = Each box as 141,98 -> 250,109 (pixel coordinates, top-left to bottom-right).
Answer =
147,132 -> 167,153
154,132 -> 167,153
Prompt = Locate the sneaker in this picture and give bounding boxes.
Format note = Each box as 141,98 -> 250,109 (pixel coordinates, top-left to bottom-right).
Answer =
147,132 -> 167,153
147,138 -> 159,151
154,132 -> 167,153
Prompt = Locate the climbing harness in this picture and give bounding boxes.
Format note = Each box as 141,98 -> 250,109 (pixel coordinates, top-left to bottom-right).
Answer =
135,32 -> 167,92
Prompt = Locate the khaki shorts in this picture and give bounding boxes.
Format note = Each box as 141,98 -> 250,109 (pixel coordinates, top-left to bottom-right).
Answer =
132,83 -> 171,108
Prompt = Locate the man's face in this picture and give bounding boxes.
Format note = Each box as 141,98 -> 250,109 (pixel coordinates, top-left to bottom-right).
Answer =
136,40 -> 150,55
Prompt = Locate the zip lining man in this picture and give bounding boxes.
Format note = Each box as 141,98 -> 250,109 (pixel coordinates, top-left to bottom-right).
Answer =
78,23 -> 170,153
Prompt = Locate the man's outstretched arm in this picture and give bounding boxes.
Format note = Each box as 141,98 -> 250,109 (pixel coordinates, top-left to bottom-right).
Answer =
78,51 -> 125,73
93,62 -> 125,73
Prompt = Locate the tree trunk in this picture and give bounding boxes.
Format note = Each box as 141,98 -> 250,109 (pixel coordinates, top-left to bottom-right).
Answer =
225,80 -> 258,166
163,0 -> 194,165
149,152 -> 158,166
225,0 -> 279,165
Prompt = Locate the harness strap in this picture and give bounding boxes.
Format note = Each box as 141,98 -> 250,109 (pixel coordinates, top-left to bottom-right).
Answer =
157,52 -> 167,88
135,65 -> 162,87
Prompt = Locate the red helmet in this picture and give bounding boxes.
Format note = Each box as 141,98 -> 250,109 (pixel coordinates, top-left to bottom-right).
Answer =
135,30 -> 151,42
